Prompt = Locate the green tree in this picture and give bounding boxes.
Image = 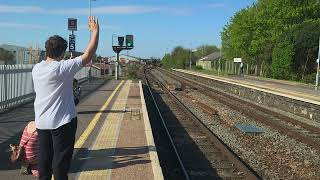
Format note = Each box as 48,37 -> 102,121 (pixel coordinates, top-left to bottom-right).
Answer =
271,38 -> 294,79
194,45 -> 219,60
221,0 -> 320,78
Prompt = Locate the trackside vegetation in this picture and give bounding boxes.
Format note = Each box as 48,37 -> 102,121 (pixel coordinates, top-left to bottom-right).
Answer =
221,0 -> 320,83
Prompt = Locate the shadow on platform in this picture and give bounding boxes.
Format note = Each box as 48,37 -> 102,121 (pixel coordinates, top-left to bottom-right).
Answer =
70,146 -> 153,173
78,109 -> 126,114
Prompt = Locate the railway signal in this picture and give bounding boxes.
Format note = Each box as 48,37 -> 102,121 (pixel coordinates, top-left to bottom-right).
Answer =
112,34 -> 135,80
126,35 -> 134,47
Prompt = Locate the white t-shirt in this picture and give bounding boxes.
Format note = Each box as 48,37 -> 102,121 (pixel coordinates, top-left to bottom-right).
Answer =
32,56 -> 83,129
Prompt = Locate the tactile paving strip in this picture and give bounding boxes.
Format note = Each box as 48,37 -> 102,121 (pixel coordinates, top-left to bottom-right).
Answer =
77,81 -> 131,180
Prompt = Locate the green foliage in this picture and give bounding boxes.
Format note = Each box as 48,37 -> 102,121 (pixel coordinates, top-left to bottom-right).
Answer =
0,48 -> 14,64
195,65 -> 203,70
127,64 -> 140,79
161,45 -> 220,69
221,0 -> 320,81
271,38 -> 294,79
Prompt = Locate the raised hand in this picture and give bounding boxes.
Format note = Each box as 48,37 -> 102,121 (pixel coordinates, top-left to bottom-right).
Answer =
88,16 -> 99,32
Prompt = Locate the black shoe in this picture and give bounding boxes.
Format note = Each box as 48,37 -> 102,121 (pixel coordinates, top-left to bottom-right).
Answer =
20,164 -> 31,175
20,165 -> 29,175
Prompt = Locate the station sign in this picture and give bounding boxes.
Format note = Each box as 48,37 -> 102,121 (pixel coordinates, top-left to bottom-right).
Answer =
233,58 -> 242,63
69,34 -> 76,52
68,18 -> 77,31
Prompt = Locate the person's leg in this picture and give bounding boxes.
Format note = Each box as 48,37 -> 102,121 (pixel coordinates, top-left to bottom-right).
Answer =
52,118 -> 77,180
37,129 -> 53,180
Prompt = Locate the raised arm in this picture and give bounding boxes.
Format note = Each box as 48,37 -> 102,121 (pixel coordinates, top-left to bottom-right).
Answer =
81,16 -> 99,65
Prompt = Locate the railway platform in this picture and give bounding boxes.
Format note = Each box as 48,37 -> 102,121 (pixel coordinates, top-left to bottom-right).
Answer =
174,69 -> 320,105
0,79 -> 163,180
172,69 -> 320,122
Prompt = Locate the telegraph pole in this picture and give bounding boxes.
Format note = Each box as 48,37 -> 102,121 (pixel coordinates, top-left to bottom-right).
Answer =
218,47 -> 222,75
316,37 -> 320,90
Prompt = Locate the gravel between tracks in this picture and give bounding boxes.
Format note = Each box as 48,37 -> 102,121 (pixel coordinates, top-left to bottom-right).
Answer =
152,69 -> 320,179
177,88 -> 320,179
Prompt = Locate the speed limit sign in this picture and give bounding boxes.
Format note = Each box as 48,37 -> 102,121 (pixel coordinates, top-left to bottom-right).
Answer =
69,34 -> 76,52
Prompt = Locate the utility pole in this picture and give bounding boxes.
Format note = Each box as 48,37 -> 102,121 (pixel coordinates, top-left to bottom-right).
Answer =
189,49 -> 192,70
316,37 -> 320,90
218,47 -> 222,75
116,52 -> 119,80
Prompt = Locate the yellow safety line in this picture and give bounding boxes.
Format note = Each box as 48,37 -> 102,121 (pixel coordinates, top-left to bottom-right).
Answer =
77,81 -> 131,180
74,80 -> 125,149
52,80 -> 124,180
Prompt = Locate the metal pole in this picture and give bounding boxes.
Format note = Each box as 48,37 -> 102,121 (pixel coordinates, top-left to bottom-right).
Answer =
89,0 -> 91,16
316,37 -> 320,90
189,43 -> 192,70
218,47 -> 221,75
70,30 -> 74,58
116,52 -> 119,80
4,60 -> 7,105
189,49 -> 192,70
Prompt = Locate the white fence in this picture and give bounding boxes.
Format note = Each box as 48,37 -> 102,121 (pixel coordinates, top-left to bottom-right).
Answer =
0,64 -> 101,111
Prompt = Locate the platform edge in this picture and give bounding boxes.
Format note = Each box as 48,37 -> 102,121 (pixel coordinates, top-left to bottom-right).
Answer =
139,80 -> 164,180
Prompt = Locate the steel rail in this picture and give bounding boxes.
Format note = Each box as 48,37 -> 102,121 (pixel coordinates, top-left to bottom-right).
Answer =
149,66 -> 260,180
161,68 -> 320,152
143,66 -> 190,180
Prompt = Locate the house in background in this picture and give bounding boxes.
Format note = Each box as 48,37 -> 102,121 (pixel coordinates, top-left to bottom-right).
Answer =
108,54 -> 141,64
0,44 -> 45,64
196,52 -> 223,70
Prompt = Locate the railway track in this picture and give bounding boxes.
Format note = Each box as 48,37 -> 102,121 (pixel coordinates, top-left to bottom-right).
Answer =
143,66 -> 260,180
158,68 -> 320,152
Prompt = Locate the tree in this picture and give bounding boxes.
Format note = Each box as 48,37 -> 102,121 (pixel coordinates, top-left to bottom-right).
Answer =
271,38 -> 294,79
0,48 -> 14,65
221,0 -> 320,78
193,45 -> 219,60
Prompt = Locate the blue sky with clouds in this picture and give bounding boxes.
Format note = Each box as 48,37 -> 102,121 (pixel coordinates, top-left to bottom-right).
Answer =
0,0 -> 255,58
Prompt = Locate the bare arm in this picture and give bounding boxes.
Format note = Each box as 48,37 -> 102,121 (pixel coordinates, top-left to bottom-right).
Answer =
81,16 -> 99,65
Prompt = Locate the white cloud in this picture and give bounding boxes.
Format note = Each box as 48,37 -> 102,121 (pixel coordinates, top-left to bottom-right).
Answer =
50,6 -> 163,15
0,5 -> 44,13
0,4 -> 189,15
0,22 -> 48,29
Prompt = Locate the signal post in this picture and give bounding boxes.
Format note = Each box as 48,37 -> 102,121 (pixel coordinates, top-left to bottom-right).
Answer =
112,35 -> 134,80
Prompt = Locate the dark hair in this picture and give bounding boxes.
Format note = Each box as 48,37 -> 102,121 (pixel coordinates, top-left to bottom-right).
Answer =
45,35 -> 67,59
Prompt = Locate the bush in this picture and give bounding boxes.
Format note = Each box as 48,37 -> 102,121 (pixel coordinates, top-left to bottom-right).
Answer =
195,65 -> 203,70
302,73 -> 316,84
127,64 -> 140,79
271,38 -> 295,80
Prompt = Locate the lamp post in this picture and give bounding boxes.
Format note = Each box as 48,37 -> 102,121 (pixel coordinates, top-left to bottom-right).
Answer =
89,0 -> 96,16
218,47 -> 222,75
190,48 -> 197,70
315,37 -> 320,90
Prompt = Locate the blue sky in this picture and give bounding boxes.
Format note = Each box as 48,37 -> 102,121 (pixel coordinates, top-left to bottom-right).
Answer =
0,0 -> 255,58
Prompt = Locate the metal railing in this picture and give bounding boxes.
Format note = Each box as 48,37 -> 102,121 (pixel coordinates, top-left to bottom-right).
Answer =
0,64 -> 101,111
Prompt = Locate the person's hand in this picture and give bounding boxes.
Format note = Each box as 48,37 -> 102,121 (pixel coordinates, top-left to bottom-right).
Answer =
88,16 -> 99,32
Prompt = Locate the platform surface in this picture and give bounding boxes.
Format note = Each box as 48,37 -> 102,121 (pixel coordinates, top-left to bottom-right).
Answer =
0,79 -> 163,180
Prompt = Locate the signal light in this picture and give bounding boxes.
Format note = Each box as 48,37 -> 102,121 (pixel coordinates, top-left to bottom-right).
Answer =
126,35 -> 134,47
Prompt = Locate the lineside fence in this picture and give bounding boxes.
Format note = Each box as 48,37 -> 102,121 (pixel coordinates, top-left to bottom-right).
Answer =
0,64 -> 101,112
198,60 -> 267,76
